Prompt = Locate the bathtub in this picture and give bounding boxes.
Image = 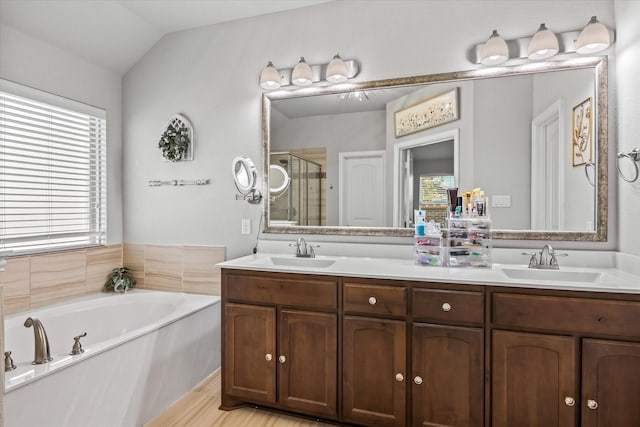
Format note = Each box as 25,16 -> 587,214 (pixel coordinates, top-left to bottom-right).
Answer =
3,289 -> 221,427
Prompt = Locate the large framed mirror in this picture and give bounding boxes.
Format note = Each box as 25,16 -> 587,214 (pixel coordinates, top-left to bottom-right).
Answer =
262,57 -> 608,241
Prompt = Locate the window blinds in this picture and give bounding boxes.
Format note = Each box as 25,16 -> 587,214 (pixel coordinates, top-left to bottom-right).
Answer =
0,80 -> 106,255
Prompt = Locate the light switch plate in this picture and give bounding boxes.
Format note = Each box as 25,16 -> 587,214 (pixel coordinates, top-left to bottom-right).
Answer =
492,195 -> 511,208
241,219 -> 251,235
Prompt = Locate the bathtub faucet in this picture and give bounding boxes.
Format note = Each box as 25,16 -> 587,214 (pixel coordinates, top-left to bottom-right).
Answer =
24,317 -> 53,364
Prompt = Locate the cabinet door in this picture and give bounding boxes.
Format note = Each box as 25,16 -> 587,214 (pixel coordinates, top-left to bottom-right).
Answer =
582,339 -> 640,427
278,310 -> 338,418
343,316 -> 406,427
412,324 -> 483,427
223,303 -> 276,403
492,330 -> 577,427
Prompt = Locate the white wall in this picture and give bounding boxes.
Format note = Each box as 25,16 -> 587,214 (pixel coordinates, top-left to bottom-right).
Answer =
0,24 -> 123,244
122,0 -> 617,258
615,0 -> 640,256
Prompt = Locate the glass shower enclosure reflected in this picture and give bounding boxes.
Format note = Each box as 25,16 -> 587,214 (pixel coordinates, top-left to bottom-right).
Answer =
270,152 -> 322,226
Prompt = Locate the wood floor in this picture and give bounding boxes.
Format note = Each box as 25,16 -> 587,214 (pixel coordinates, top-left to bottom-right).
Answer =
145,370 -> 332,427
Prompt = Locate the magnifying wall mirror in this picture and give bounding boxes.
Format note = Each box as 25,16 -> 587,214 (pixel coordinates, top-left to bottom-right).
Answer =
232,156 -> 262,204
269,164 -> 290,197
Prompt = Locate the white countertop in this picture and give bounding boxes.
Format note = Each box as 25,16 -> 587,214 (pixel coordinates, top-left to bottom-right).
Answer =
218,250 -> 640,294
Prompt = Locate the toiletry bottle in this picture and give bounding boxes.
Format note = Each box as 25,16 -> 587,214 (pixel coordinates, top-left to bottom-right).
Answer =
415,210 -> 425,236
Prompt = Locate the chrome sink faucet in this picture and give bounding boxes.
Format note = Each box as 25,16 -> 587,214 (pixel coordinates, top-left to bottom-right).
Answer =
522,244 -> 567,270
289,236 -> 318,258
24,317 -> 52,365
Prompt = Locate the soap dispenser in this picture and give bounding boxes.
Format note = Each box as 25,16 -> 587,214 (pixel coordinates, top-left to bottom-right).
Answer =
415,210 -> 426,236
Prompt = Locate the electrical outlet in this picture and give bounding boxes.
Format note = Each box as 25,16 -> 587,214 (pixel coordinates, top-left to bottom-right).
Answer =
492,195 -> 511,208
241,219 -> 251,235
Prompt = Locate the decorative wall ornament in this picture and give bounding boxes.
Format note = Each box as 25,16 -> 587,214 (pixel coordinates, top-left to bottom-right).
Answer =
159,113 -> 193,162
572,97 -> 592,167
394,88 -> 459,138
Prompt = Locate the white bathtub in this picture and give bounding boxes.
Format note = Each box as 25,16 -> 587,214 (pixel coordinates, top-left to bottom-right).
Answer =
3,289 -> 221,427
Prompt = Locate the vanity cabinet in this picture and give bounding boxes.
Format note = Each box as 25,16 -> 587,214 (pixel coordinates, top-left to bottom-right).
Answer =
222,271 -> 338,419
491,290 -> 640,427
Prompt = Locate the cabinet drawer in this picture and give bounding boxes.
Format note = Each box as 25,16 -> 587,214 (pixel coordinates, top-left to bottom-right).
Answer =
224,273 -> 337,310
344,283 -> 407,317
412,289 -> 484,325
493,293 -> 640,338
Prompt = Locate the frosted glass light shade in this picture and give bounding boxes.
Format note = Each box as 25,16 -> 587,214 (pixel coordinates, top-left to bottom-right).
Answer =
259,61 -> 281,90
326,54 -> 348,83
480,30 -> 509,65
291,57 -> 313,86
576,16 -> 610,54
528,23 -> 559,60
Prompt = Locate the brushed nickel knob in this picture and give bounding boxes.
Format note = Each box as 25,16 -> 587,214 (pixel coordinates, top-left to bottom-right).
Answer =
587,399 -> 598,410
369,296 -> 377,305
414,376 -> 423,385
564,396 -> 575,407
279,355 -> 286,364
265,353 -> 272,362
395,373 -> 404,382
442,302 -> 452,312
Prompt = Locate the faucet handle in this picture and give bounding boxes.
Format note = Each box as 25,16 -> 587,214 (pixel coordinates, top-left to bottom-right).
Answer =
70,332 -> 87,355
4,351 -> 16,372
307,244 -> 320,258
521,252 -> 538,267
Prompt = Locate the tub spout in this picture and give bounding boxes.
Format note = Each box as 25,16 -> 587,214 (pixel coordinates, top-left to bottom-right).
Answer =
24,317 -> 52,364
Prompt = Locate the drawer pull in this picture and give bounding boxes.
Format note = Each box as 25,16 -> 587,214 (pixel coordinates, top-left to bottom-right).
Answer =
587,399 -> 598,410
564,396 -> 575,407
368,296 -> 377,305
414,376 -> 423,385
395,373 -> 404,382
265,353 -> 272,362
279,355 -> 286,364
442,302 -> 452,312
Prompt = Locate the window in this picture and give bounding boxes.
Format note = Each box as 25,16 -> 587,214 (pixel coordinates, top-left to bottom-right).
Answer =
419,175 -> 455,205
0,80 -> 106,255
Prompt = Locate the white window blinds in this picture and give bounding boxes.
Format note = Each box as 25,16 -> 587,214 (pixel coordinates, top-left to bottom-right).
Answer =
0,80 -> 106,256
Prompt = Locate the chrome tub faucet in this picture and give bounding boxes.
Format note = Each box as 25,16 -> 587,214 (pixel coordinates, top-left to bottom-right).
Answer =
24,317 -> 52,365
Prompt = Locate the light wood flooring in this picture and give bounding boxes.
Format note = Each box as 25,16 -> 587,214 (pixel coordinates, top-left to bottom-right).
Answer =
145,370 -> 332,427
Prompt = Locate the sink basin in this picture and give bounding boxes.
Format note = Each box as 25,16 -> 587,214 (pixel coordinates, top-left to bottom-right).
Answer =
269,257 -> 336,268
501,268 -> 602,283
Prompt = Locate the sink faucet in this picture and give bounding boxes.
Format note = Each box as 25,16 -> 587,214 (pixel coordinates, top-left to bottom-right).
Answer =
24,317 -> 52,365
522,244 -> 567,270
289,236 -> 318,258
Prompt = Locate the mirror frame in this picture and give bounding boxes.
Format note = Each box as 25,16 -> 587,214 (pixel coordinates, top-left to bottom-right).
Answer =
262,57 -> 608,241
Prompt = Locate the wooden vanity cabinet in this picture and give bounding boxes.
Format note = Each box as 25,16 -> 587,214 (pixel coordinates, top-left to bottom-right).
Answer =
491,289 -> 640,427
221,271 -> 338,419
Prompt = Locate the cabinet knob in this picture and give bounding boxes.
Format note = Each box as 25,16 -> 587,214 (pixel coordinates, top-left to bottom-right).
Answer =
414,376 -> 423,385
395,373 -> 404,382
279,355 -> 286,364
368,296 -> 377,305
564,396 -> 575,407
442,302 -> 452,312
587,399 -> 598,410
265,353 -> 272,362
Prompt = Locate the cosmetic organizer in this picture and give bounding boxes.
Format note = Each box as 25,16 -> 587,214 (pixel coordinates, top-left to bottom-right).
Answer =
445,216 -> 492,267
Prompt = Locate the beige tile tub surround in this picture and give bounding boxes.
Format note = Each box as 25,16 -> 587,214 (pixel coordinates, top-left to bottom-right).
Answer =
124,244 -> 225,296
0,245 -> 123,315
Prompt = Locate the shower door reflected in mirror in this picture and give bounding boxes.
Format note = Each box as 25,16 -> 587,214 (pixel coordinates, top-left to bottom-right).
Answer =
269,151 -> 323,226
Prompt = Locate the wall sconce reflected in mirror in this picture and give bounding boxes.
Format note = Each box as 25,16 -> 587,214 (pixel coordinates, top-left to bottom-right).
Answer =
259,55 -> 359,90
479,30 -> 509,65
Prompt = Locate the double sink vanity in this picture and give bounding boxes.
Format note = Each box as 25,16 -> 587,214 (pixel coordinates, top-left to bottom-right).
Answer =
218,243 -> 640,427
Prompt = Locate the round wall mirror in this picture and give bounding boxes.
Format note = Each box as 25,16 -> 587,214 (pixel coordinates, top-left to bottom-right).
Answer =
269,164 -> 290,197
232,156 -> 257,195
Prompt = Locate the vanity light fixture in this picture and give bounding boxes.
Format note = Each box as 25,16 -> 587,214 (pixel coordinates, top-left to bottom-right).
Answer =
326,54 -> 348,83
527,23 -> 559,60
259,61 -> 282,90
258,56 -> 360,90
576,16 -> 611,54
291,57 -> 313,86
479,30 -> 509,65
